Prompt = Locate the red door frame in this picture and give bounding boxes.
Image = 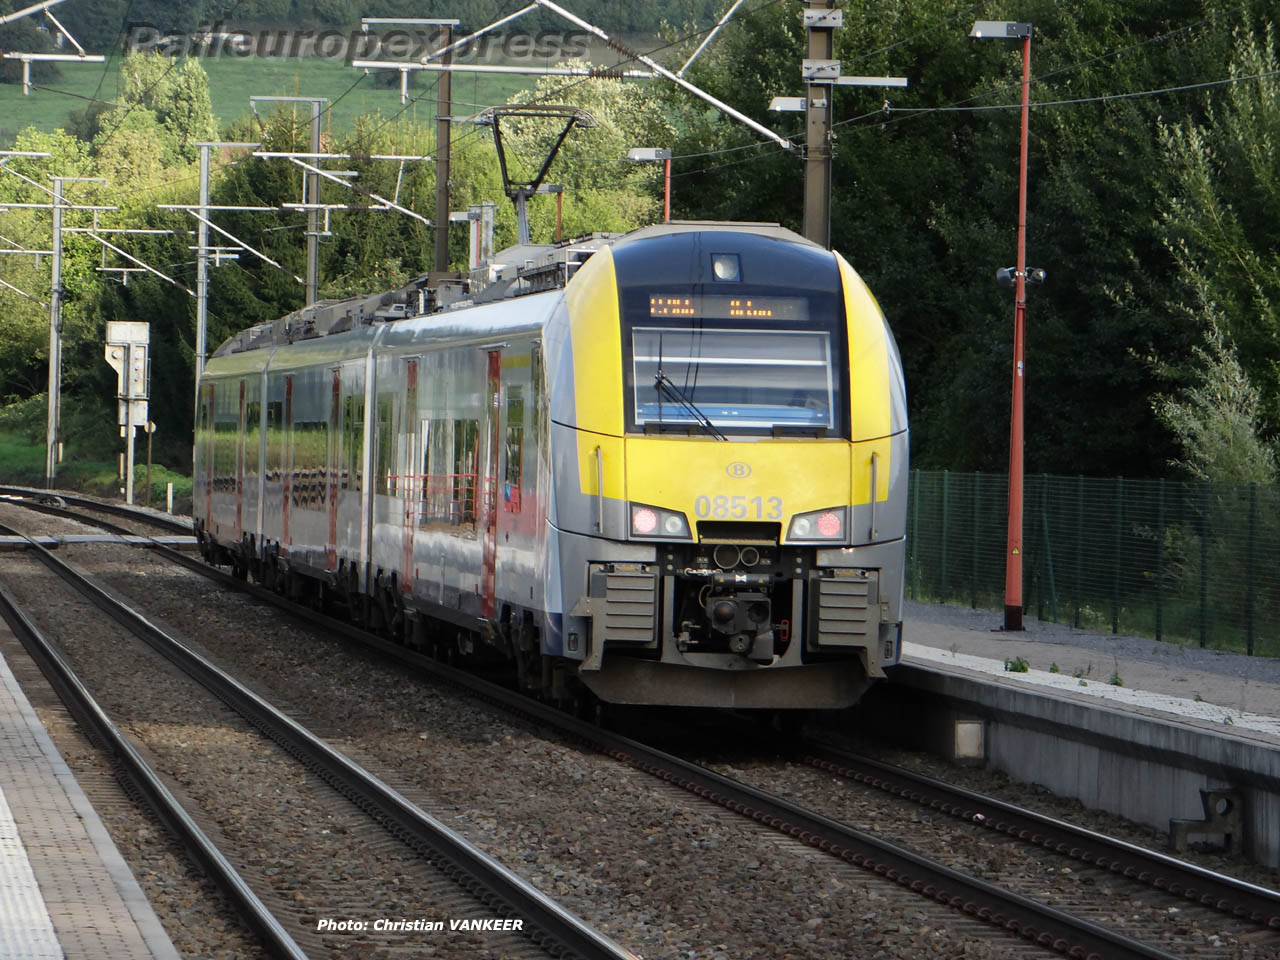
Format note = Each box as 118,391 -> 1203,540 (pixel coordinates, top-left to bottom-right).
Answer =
481,350 -> 501,618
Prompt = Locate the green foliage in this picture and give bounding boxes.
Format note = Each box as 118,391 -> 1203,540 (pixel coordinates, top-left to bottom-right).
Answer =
663,0 -> 1249,478
1004,656 -> 1030,673
1152,18 -> 1280,479
1152,314 -> 1277,483
1108,670 -> 1124,686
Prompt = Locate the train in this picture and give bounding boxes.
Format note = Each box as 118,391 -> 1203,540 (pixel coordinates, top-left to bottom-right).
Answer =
193,220 -> 908,710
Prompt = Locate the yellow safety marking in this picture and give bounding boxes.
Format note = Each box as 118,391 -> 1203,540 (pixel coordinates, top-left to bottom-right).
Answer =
836,253 -> 892,442
624,436 -> 850,517
566,246 -> 624,437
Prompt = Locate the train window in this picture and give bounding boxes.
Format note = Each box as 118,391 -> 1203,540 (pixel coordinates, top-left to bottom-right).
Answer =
265,400 -> 283,481
415,417 -> 478,531
244,399 -> 261,479
630,327 -> 836,432
503,385 -> 524,513
375,395 -> 395,496
343,394 -> 364,492
452,419 -> 479,530
213,390 -> 237,492
292,416 -> 329,507
421,419 -> 443,524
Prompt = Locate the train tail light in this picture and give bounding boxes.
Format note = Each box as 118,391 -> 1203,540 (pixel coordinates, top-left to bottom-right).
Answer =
787,507 -> 846,543
630,503 -> 691,540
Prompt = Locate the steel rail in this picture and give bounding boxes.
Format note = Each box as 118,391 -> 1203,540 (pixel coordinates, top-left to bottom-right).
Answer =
0,534 -> 309,959
798,740 -> 1280,930
10,530 -> 635,960
148,544 -> 1181,960
0,485 -> 191,534
0,493 -> 136,537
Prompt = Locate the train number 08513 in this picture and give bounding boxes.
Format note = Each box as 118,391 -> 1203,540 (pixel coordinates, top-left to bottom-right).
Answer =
693,495 -> 782,520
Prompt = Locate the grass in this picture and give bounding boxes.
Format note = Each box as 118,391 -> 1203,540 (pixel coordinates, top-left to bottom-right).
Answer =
0,53 -> 532,144
0,429 -> 193,514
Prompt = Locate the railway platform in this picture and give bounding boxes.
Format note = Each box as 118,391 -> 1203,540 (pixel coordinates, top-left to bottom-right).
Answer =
0,635 -> 180,960
873,600 -> 1280,868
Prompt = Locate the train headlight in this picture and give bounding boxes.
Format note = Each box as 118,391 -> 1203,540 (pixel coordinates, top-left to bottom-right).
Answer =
786,507 -> 846,543
630,502 -> 691,540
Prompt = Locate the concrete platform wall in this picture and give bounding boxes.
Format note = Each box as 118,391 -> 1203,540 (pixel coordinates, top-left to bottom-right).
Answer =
855,665 -> 1280,868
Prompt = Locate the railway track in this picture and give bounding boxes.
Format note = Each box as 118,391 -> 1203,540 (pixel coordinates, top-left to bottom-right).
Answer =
796,739 -> 1280,931
0,485 -> 190,536
137,544 -> 1201,958
0,522 -> 633,960
5,494 -> 1277,957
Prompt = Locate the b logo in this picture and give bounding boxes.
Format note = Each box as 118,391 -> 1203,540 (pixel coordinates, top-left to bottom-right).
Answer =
726,461 -> 752,478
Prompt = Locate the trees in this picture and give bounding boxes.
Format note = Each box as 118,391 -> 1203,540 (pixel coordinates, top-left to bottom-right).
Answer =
1149,17 -> 1280,482
661,0 -> 1256,479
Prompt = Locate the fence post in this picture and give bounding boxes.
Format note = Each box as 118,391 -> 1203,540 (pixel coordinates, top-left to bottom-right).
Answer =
1199,482 -> 1209,648
909,470 -> 920,598
970,472 -> 980,608
1112,476 -> 1123,634
1247,481 -> 1257,656
1074,475 -> 1083,628
1156,477 -> 1165,644
940,470 -> 951,602
1041,477 -> 1058,623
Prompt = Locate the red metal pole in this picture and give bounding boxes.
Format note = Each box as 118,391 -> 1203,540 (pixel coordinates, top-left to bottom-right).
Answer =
1004,31 -> 1031,632
664,157 -> 671,222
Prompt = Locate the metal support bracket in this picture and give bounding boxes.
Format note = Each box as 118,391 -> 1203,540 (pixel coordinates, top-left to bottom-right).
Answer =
1169,789 -> 1243,855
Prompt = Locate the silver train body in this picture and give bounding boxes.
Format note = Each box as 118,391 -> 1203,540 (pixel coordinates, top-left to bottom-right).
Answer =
194,222 -> 908,709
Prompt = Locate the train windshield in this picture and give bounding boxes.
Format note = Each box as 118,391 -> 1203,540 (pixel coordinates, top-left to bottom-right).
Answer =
622,289 -> 845,436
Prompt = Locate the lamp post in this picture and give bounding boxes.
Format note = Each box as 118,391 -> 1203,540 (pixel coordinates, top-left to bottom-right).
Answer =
627,148 -> 672,221
971,19 -> 1033,632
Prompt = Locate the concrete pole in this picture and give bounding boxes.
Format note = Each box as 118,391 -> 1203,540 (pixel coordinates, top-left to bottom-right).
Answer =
306,100 -> 321,305
802,0 -> 835,248
44,177 -> 62,487
195,143 -> 210,409
433,23 -> 453,274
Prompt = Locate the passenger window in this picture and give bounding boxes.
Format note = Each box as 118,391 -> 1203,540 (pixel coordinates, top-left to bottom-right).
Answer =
452,419 -> 479,530
375,395 -> 395,496
503,385 -> 524,513
343,394 -> 364,492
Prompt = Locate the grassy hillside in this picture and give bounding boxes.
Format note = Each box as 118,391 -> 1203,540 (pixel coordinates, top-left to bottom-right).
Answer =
0,53 -> 530,143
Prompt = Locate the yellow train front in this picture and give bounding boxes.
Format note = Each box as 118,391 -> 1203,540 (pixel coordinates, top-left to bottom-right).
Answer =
548,223 -> 907,709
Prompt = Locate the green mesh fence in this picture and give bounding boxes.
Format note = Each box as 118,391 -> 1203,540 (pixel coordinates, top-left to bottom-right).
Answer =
906,471 -> 1280,657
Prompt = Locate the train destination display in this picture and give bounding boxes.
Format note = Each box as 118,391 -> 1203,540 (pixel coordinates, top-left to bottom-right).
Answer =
648,294 -> 810,321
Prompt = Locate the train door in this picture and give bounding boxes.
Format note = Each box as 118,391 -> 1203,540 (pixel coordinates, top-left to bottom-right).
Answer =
202,383 -> 214,524
400,358 -> 418,597
282,375 -> 293,555
327,368 -> 341,571
235,379 -> 246,542
481,350 -> 501,618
